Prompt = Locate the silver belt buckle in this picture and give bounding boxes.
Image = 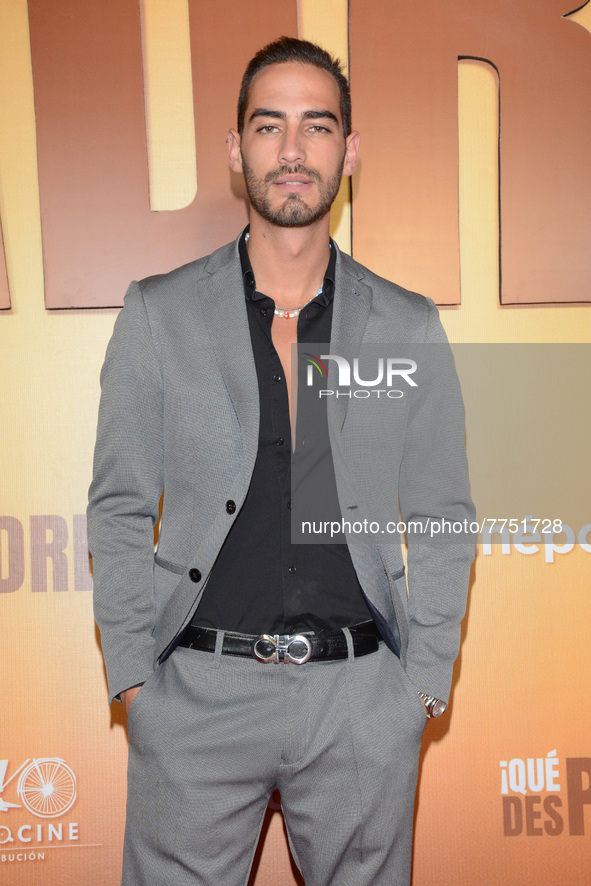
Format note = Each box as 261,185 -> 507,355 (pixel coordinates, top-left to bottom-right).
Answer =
252,633 -> 312,664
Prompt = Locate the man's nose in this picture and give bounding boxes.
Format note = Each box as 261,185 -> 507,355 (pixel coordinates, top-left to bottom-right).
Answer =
278,125 -> 306,166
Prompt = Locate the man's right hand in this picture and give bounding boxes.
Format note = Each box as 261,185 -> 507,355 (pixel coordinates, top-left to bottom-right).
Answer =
120,685 -> 142,716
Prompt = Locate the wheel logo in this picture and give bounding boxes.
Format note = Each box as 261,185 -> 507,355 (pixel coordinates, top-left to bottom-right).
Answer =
16,758 -> 77,818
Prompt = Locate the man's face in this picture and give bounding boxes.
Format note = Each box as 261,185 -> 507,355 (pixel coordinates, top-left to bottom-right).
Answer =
229,62 -> 359,228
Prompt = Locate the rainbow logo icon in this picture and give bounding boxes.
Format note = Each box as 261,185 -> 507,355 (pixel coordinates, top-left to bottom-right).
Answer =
304,353 -> 328,382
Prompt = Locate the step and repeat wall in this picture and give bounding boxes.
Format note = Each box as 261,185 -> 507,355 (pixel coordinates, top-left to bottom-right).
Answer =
1,0 -> 589,883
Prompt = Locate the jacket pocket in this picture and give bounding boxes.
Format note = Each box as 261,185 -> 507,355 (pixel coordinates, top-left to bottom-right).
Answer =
154,554 -> 185,575
391,565 -> 406,582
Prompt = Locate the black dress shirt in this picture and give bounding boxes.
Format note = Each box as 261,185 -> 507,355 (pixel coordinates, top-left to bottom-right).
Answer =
192,229 -> 371,635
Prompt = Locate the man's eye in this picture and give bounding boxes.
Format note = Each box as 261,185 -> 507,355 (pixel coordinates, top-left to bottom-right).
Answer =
258,124 -> 279,133
309,125 -> 330,133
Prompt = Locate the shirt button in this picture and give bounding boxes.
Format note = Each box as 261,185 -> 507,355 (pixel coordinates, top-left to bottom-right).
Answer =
226,500 -> 236,514
273,374 -> 282,382
287,499 -> 292,510
276,438 -> 284,446
259,307 -> 267,317
188,568 -> 201,583
288,565 -> 297,575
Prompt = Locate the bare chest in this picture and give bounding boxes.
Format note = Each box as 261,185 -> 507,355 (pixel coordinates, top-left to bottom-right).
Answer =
270,318 -> 298,430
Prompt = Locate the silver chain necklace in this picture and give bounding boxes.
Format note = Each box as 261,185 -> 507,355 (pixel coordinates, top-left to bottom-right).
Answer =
274,289 -> 323,320
245,232 -> 323,320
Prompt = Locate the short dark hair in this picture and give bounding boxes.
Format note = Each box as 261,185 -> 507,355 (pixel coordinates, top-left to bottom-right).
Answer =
237,37 -> 352,137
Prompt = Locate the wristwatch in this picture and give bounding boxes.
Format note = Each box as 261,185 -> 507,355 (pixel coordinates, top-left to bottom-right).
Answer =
417,692 -> 447,718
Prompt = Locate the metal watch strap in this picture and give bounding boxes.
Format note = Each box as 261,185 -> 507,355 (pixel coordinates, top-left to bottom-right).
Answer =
417,691 -> 447,718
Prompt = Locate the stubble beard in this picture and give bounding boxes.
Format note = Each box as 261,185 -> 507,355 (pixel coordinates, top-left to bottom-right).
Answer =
241,158 -> 345,228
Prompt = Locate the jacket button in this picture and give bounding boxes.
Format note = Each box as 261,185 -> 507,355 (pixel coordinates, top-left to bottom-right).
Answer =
226,500 -> 236,514
188,568 -> 201,583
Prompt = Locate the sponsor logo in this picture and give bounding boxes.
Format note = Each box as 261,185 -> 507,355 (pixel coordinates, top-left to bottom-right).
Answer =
0,756 -> 88,865
0,758 -> 76,818
500,751 -> 591,836
0,515 -> 92,593
482,519 -> 591,561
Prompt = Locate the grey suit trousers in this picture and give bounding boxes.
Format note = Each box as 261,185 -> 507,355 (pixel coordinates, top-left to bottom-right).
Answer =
122,634 -> 426,886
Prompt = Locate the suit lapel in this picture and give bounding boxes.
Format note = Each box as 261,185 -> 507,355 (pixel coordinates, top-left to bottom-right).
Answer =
194,240 -> 373,468
197,240 -> 260,469
328,249 -> 373,432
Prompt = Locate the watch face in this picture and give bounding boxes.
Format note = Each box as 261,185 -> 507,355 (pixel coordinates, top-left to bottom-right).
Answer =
431,700 -> 446,718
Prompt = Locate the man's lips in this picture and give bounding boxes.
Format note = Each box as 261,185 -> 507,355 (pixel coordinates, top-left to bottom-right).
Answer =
274,174 -> 313,185
274,181 -> 313,195
274,175 -> 315,194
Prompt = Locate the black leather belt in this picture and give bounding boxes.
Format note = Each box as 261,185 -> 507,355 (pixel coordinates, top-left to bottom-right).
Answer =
178,620 -> 382,664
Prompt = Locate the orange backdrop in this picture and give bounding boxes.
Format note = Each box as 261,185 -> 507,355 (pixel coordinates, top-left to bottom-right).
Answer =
1,1 -> 589,883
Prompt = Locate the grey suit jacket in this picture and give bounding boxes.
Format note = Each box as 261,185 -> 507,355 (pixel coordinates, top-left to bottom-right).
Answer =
87,235 -> 475,704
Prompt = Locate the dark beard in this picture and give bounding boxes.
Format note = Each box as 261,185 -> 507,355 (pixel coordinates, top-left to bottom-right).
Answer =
241,160 -> 344,227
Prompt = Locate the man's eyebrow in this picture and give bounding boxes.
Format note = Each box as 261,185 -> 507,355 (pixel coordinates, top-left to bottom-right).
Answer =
248,108 -> 339,125
301,110 -> 339,125
249,109 -> 287,123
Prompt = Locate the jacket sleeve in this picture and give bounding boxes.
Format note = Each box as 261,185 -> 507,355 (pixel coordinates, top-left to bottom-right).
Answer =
87,282 -> 164,703
399,297 -> 475,703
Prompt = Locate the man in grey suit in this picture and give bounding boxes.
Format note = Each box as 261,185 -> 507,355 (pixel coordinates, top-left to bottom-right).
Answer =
88,36 -> 474,886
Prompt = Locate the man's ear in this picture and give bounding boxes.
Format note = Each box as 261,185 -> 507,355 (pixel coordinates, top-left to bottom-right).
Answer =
228,129 -> 243,173
342,131 -> 360,177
